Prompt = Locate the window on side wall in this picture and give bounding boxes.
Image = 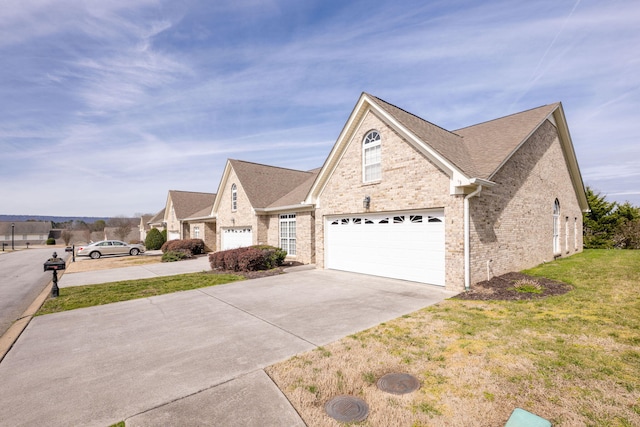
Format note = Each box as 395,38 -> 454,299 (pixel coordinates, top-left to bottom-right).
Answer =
363,130 -> 381,183
553,199 -> 560,255
279,214 -> 296,256
231,184 -> 237,211
193,226 -> 200,239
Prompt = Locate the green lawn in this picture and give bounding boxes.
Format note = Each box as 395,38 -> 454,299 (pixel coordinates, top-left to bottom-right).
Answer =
37,272 -> 243,315
267,250 -> 640,426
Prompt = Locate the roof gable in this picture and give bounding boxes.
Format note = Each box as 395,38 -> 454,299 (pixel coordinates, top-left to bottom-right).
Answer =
224,160 -> 315,209
307,93 -> 586,210
368,95 -> 479,176
166,191 -> 216,220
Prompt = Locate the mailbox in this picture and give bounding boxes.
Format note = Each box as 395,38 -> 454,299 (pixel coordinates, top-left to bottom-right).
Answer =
44,255 -> 66,272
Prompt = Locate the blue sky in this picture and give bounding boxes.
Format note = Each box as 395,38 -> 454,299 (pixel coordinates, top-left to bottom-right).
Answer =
1,0 -> 639,216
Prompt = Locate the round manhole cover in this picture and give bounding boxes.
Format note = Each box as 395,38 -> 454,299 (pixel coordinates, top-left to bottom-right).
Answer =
377,373 -> 420,395
325,395 -> 369,423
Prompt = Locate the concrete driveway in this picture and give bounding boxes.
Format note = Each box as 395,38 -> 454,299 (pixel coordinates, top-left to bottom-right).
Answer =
0,269 -> 455,426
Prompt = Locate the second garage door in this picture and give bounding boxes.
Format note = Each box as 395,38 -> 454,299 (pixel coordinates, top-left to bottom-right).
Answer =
325,211 -> 445,286
222,227 -> 253,250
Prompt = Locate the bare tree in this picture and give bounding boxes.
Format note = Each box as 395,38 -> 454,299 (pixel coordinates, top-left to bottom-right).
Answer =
109,216 -> 134,242
61,228 -> 73,246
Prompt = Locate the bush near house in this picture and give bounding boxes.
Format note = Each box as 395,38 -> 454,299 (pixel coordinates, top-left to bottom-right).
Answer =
161,239 -> 205,255
46,238 -> 56,245
209,245 -> 287,272
161,250 -> 193,262
145,228 -> 165,250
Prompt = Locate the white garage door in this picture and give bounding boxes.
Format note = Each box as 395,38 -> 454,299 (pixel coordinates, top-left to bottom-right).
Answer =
325,211 -> 445,286
222,228 -> 253,250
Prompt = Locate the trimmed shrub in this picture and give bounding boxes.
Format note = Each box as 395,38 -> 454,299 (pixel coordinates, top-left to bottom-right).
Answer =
145,228 -> 165,250
46,238 -> 56,245
209,245 -> 287,272
162,250 -> 193,262
161,229 -> 167,241
161,239 -> 205,255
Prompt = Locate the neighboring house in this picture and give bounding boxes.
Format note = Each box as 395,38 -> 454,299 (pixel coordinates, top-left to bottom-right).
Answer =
206,160 -> 319,264
162,190 -> 216,245
146,209 -> 166,235
0,221 -> 53,246
170,93 -> 587,291
138,214 -> 153,242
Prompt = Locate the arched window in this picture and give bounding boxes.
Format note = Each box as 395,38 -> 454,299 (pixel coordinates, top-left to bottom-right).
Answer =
553,199 -> 560,254
231,184 -> 237,211
363,130 -> 381,182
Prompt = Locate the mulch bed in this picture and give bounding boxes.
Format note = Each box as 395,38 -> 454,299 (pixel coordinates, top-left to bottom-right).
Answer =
454,272 -> 573,301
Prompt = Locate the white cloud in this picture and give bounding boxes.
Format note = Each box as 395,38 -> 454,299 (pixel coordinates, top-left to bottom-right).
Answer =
1,0 -> 639,215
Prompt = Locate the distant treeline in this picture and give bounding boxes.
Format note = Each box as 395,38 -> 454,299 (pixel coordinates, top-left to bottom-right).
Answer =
0,215 -> 113,225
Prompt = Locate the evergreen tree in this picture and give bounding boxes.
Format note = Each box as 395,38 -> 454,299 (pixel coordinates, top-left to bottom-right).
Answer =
583,187 -> 618,248
145,228 -> 166,250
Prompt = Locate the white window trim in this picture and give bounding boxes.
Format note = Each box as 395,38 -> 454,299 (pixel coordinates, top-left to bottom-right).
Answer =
565,216 -> 569,254
553,199 -> 560,255
231,184 -> 237,212
362,130 -> 381,183
279,213 -> 296,256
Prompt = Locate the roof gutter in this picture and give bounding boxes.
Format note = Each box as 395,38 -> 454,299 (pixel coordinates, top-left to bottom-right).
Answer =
464,184 -> 484,291
181,215 -> 217,222
253,204 -> 315,214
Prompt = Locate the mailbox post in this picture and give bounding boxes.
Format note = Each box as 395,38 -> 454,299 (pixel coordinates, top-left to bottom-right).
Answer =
44,252 -> 66,298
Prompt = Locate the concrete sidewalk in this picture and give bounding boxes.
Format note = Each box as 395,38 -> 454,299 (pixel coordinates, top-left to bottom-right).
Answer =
60,255 -> 212,287
0,268 -> 455,426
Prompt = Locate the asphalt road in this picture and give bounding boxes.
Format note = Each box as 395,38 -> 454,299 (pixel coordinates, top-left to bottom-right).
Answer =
0,248 -> 69,337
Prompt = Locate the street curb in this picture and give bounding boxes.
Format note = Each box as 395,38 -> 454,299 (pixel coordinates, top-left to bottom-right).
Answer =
0,256 -> 71,364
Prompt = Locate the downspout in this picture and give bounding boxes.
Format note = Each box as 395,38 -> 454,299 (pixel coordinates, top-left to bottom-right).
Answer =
464,185 -> 483,291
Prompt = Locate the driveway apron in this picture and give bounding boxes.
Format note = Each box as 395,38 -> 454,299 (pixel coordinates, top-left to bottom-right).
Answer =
0,269 -> 454,426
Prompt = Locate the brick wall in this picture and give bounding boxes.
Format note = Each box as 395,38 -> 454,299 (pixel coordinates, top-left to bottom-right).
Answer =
315,110 -> 465,290
264,210 -> 315,264
216,168 -> 259,249
468,119 -> 584,284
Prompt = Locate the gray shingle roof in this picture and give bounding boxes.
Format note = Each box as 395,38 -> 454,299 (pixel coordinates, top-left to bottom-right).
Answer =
148,208 -> 165,225
368,94 -> 559,180
367,94 -> 479,176
229,160 -> 316,209
0,221 -> 52,235
454,103 -> 559,179
168,191 -> 216,220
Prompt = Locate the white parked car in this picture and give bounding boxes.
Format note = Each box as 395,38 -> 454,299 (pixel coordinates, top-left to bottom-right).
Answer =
76,240 -> 145,259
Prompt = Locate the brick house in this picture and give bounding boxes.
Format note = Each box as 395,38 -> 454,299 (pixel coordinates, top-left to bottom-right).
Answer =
305,93 -> 587,291
154,191 -> 216,247
192,159 -> 319,264
171,93 -> 587,292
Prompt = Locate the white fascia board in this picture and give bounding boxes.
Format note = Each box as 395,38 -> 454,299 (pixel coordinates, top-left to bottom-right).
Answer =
182,215 -> 217,222
306,93 -> 474,203
253,204 -> 315,214
305,94 -> 369,205
552,105 -> 589,211
367,98 -> 473,194
211,161 -> 233,215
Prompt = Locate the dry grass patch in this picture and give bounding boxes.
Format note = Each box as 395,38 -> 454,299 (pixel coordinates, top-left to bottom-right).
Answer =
65,254 -> 163,273
266,250 -> 640,426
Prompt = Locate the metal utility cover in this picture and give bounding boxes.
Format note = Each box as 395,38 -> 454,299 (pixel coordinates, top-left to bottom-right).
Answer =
325,395 -> 369,423
376,372 -> 420,395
